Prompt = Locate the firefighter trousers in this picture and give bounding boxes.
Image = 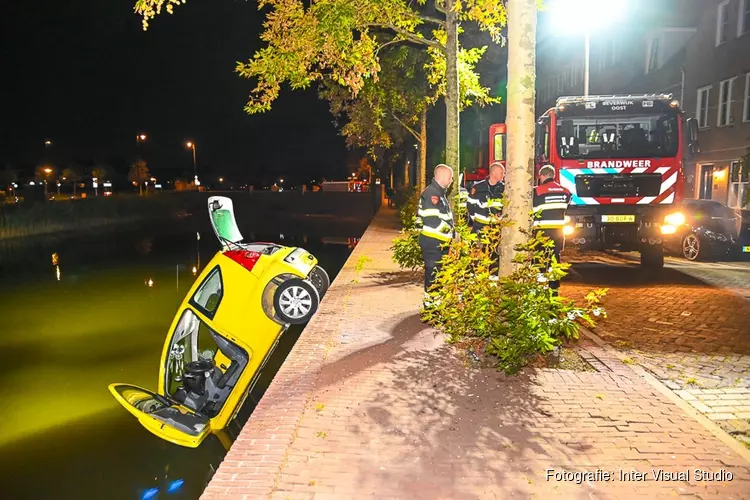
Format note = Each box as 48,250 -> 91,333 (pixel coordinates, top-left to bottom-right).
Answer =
537,229 -> 564,293
420,235 -> 449,293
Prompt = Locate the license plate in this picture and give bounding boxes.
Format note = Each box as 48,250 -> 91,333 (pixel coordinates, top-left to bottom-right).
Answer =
601,215 -> 635,223
743,246 -> 750,253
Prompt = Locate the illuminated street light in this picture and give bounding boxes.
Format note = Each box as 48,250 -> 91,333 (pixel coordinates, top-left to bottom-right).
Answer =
186,141 -> 198,187
139,134 -> 147,141
44,167 -> 52,174
219,177 -> 224,182
44,140 -> 52,147
548,0 -> 626,96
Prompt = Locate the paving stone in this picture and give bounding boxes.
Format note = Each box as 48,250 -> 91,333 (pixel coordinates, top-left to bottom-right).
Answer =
202,211 -> 750,500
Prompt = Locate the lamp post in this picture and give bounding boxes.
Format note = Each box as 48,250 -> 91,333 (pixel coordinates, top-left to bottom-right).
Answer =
43,167 -> 52,199
136,134 -> 147,154
549,0 -> 626,97
186,141 -> 198,187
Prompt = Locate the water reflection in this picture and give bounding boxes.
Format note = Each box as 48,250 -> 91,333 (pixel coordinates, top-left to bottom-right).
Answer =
0,223 -> 360,499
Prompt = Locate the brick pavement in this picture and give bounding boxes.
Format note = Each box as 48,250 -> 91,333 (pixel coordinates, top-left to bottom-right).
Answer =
562,250 -> 750,448
202,210 -> 750,500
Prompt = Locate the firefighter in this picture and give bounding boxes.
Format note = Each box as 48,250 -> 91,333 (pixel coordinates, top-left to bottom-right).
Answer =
466,162 -> 505,235
416,164 -> 454,306
532,165 -> 571,293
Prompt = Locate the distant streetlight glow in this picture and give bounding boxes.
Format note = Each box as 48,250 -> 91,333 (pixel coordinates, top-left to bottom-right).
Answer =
43,167 -> 52,174
186,141 -> 198,186
139,134 -> 147,141
44,140 -> 52,146
219,177 -> 224,182
548,0 -> 627,96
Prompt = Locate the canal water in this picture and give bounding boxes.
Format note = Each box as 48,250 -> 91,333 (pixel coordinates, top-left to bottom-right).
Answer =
0,212 -> 364,500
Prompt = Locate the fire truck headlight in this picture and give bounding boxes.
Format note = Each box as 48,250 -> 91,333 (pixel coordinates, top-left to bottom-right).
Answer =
664,212 -> 685,226
661,224 -> 677,235
563,225 -> 575,236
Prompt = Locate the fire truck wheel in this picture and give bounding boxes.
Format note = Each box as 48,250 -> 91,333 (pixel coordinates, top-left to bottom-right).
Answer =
640,245 -> 665,270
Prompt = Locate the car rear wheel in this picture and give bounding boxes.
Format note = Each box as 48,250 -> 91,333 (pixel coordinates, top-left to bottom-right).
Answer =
308,265 -> 330,298
273,279 -> 320,325
682,234 -> 702,261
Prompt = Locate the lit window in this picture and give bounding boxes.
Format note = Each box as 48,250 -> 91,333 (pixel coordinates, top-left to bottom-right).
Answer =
739,0 -> 750,36
717,0 -> 731,45
744,72 -> 750,122
729,161 -> 749,208
647,38 -> 659,73
697,85 -> 711,128
717,77 -> 736,127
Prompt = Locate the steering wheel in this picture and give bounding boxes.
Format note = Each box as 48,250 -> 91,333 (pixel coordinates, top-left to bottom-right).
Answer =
184,359 -> 215,374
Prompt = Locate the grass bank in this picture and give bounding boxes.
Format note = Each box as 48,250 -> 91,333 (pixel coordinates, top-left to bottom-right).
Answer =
0,195 -> 184,240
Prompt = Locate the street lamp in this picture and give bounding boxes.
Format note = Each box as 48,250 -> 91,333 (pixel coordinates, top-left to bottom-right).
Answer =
136,133 -> 147,151
186,141 -> 198,186
549,0 -> 626,97
44,140 -> 52,147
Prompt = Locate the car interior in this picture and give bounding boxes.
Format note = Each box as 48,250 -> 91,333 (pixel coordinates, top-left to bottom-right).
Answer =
165,309 -> 249,418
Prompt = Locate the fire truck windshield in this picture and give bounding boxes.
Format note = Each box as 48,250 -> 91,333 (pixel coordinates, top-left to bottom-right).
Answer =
556,113 -> 679,159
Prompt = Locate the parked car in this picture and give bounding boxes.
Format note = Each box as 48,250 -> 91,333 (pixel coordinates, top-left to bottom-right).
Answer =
663,199 -> 750,261
109,196 -> 330,447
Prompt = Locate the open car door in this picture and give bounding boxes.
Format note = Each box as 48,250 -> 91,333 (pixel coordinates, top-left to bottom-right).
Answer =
109,384 -> 211,448
208,196 -> 243,246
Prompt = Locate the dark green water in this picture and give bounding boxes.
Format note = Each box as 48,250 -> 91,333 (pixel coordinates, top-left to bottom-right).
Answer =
0,213 -> 362,500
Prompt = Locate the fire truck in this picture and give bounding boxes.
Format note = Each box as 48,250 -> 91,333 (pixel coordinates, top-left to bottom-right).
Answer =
531,94 -> 699,268
464,123 -> 507,190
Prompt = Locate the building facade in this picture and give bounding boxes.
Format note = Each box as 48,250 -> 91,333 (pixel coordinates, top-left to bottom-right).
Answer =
683,0 -> 750,208
535,0 -> 749,208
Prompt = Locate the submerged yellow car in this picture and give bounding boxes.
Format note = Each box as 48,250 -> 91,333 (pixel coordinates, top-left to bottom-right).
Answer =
109,196 -> 329,448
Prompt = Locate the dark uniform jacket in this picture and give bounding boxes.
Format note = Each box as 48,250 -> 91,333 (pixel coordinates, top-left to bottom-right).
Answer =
466,178 -> 505,232
532,178 -> 571,231
416,179 -> 454,249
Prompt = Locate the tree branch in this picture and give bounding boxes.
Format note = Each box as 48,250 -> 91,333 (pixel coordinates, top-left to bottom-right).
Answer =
366,23 -> 446,51
392,113 -> 421,141
418,15 -> 445,25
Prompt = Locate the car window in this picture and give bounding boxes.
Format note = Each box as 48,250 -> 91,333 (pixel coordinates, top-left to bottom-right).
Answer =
709,203 -> 738,219
191,267 -> 222,317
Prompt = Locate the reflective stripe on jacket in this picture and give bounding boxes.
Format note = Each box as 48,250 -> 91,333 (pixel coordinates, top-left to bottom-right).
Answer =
416,179 -> 454,244
466,178 -> 505,229
532,179 -> 571,229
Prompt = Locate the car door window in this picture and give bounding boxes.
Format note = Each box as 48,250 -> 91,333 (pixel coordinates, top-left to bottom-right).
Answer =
191,267 -> 222,318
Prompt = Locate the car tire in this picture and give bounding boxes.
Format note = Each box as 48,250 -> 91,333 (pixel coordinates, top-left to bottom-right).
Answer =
681,233 -> 702,261
273,278 -> 320,325
308,265 -> 330,298
640,244 -> 664,269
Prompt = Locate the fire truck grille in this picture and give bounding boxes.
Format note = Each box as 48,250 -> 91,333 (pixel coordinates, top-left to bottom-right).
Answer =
574,174 -> 662,198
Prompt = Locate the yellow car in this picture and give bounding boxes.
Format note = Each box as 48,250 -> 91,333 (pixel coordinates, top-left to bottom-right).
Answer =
109,196 -> 329,448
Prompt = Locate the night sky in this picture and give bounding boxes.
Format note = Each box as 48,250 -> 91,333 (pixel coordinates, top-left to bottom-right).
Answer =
1,0 -> 348,185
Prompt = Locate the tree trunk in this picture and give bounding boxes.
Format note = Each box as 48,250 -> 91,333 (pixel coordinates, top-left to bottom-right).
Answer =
139,182 -> 143,196
403,159 -> 410,188
418,107 -> 428,193
444,0 -> 460,200
499,0 -> 537,277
